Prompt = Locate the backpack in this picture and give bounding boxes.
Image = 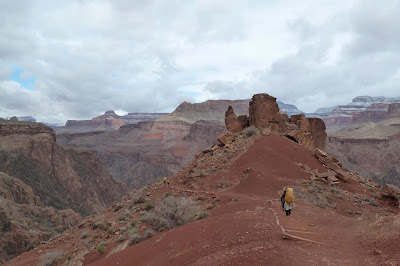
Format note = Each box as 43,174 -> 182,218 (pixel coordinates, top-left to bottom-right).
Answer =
285,188 -> 295,203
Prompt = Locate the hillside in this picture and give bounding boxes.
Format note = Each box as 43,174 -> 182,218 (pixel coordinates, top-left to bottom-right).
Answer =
7,133 -> 400,265
0,121 -> 127,263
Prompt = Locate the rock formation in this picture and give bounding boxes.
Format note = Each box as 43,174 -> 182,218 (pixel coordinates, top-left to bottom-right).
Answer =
225,106 -> 248,133
224,94 -> 326,150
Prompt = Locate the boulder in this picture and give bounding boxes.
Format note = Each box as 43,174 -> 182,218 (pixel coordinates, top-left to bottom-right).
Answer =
217,132 -> 235,145
381,184 -> 400,201
9,116 -> 18,122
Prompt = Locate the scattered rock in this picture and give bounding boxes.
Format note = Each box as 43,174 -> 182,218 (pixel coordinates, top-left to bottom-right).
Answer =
243,167 -> 253,173
217,131 -> 235,145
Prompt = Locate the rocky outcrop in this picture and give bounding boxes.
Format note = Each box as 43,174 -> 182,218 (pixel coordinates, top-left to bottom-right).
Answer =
225,94 -> 326,150
225,106 -> 248,133
248,94 -> 282,129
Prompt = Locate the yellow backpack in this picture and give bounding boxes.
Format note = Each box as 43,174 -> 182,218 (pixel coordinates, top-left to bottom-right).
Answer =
285,188 -> 295,203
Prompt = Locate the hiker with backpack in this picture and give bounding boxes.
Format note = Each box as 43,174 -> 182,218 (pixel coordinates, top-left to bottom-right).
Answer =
281,187 -> 294,216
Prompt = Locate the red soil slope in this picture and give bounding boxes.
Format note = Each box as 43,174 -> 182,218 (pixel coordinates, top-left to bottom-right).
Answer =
7,135 -> 400,265
88,136 -> 400,266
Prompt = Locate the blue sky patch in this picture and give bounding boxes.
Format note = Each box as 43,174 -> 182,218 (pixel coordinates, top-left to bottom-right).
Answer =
10,67 -> 36,91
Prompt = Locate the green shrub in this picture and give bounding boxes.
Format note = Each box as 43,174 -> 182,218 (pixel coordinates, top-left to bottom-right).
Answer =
164,192 -> 173,198
130,220 -> 136,228
196,211 -> 210,220
144,202 -> 154,211
134,197 -> 146,204
243,126 -> 257,137
96,244 -> 106,254
117,235 -> 126,242
118,215 -> 127,221
38,251 -> 63,266
142,196 -> 200,229
144,229 -> 155,239
128,232 -> 142,246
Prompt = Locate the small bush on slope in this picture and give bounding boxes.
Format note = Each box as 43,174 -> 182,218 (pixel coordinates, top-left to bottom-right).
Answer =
142,196 -> 201,229
38,251 -> 63,266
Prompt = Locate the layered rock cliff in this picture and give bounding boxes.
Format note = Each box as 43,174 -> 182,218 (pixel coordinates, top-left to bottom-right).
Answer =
327,118 -> 400,186
310,96 -> 400,128
0,121 -> 127,216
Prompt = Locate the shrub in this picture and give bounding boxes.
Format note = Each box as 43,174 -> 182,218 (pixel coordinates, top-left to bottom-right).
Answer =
117,235 -> 126,242
142,196 -> 200,229
144,229 -> 155,239
96,244 -> 106,254
81,232 -> 89,239
196,196 -> 205,201
128,232 -> 142,246
232,197 -> 239,202
144,202 -> 154,211
118,215 -> 127,221
243,126 -> 257,137
38,251 -> 63,266
134,197 -> 146,204
120,227 -> 127,232
130,220 -> 136,228
196,211 -> 210,220
164,192 -> 173,198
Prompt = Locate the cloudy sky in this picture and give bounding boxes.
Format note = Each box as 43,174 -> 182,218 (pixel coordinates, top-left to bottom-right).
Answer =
1,0 -> 400,122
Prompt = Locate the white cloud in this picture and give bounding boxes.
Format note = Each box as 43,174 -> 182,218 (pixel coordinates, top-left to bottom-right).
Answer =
1,0 -> 399,121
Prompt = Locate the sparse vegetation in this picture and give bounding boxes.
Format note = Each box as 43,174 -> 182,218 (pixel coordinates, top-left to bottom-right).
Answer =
142,196 -> 201,229
143,187 -> 150,193
38,251 -> 63,266
196,196 -> 205,201
196,211 -> 210,220
232,197 -> 239,202
144,202 -> 154,211
130,220 -> 136,228
96,244 -> 106,254
128,231 -> 142,245
243,126 -> 257,137
164,192 -> 173,198
118,215 -> 127,221
134,197 -> 146,204
117,235 -> 126,242
144,229 -> 155,239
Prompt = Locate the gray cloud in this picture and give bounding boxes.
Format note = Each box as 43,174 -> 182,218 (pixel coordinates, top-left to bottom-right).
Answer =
0,0 -> 399,121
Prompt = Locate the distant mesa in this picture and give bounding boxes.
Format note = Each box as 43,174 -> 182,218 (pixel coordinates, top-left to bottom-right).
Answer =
4,116 -> 36,122
57,111 -> 168,134
309,96 -> 400,128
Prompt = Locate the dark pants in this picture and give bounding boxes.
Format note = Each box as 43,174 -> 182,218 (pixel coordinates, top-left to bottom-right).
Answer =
285,209 -> 291,216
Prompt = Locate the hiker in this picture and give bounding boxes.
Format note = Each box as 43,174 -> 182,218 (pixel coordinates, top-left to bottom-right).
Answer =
163,177 -> 167,185
283,187 -> 294,216
167,179 -> 170,186
280,189 -> 286,211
